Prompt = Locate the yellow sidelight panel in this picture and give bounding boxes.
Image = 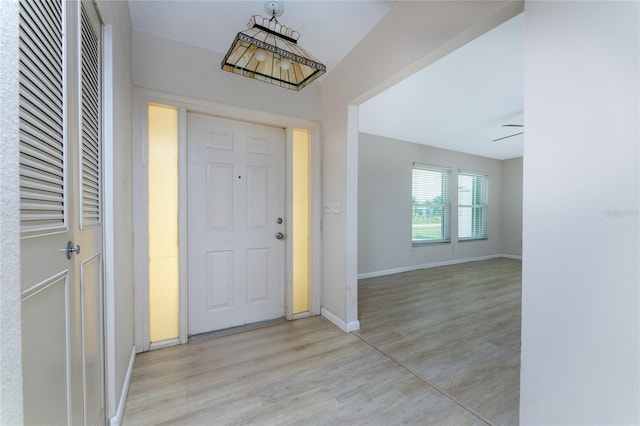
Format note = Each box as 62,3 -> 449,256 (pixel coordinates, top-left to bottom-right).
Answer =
292,129 -> 310,314
148,103 -> 179,342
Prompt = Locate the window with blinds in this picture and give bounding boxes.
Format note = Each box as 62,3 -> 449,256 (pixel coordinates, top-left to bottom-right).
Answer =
458,172 -> 488,240
19,0 -> 65,235
80,3 -> 101,228
412,164 -> 450,244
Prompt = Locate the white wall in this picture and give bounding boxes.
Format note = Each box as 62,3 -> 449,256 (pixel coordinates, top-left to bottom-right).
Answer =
520,2 -> 639,424
358,133 -> 505,276
98,1 -> 136,422
132,30 -> 320,122
321,0 -> 524,329
0,1 -> 23,423
501,157 -> 522,256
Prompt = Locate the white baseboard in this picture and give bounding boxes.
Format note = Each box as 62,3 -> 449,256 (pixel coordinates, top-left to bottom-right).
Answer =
357,254 -> 522,279
500,254 -> 522,260
346,319 -> 361,332
321,307 -> 360,332
109,345 -> 136,426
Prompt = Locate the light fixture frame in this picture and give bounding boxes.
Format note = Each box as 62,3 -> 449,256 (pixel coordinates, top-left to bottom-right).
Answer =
221,12 -> 326,91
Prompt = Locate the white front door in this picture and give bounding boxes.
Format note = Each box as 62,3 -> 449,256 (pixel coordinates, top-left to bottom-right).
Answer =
187,113 -> 285,335
19,1 -> 104,424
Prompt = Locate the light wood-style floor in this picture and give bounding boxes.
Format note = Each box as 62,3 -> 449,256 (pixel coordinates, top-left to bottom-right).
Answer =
123,258 -> 521,425
355,258 -> 521,425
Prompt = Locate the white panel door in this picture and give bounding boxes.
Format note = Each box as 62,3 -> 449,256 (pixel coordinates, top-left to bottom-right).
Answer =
76,4 -> 105,424
19,1 -> 76,423
187,113 -> 285,335
19,1 -> 104,424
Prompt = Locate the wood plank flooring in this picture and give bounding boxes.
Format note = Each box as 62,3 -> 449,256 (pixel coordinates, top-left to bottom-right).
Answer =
355,258 -> 522,426
122,258 -> 521,425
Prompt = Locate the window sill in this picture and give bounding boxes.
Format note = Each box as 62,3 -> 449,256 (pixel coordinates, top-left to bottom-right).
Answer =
458,237 -> 488,242
412,240 -> 451,247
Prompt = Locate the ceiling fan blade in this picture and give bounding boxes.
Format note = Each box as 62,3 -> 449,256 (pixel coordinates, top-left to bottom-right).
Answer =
502,124 -> 524,127
492,131 -> 523,142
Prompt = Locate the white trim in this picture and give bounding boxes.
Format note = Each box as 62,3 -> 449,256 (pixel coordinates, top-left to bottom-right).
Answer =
285,128 -> 294,320
132,87 -> 322,347
108,346 -> 135,426
357,254 -> 522,280
321,307 -> 346,331
458,168 -> 490,177
345,104 -> 359,329
413,162 -> 453,173
135,87 -> 322,130
292,312 -> 312,320
500,254 -> 522,260
149,338 -> 180,351
100,19 -> 118,418
309,122 -> 322,317
177,106 -> 188,345
346,319 -> 361,332
131,91 -> 149,352
321,307 -> 361,332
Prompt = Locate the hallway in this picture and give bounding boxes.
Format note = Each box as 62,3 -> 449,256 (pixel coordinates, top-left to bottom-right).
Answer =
123,259 -> 520,425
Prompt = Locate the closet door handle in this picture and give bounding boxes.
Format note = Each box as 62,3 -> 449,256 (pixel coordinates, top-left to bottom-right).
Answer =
66,241 -> 81,259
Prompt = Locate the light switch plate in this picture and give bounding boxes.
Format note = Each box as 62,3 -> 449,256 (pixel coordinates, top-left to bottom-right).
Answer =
323,201 -> 341,214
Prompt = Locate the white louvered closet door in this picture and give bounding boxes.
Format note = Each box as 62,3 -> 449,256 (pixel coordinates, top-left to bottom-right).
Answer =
19,1 -> 105,425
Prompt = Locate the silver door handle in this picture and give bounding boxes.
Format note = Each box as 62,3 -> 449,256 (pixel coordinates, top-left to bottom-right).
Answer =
275,232 -> 285,240
66,241 -> 80,259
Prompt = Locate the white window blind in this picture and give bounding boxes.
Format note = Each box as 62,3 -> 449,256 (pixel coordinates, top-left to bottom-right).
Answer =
412,164 -> 450,244
458,172 -> 488,240
19,0 -> 65,235
80,4 -> 101,228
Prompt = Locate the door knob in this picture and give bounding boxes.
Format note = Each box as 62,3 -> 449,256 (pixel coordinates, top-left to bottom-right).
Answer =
275,232 -> 285,240
66,241 -> 80,260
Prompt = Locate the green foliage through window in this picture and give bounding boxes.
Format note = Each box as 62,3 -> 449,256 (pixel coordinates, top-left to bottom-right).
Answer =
412,165 -> 450,243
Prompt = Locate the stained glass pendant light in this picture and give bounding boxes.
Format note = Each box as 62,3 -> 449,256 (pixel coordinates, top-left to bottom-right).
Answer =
221,0 -> 326,91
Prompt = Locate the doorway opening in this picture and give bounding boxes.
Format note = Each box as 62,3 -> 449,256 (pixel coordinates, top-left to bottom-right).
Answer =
134,94 -> 322,351
354,11 -> 524,426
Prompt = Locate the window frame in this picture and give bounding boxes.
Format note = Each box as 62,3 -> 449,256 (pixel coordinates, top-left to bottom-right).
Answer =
411,163 -> 451,246
457,171 -> 489,241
